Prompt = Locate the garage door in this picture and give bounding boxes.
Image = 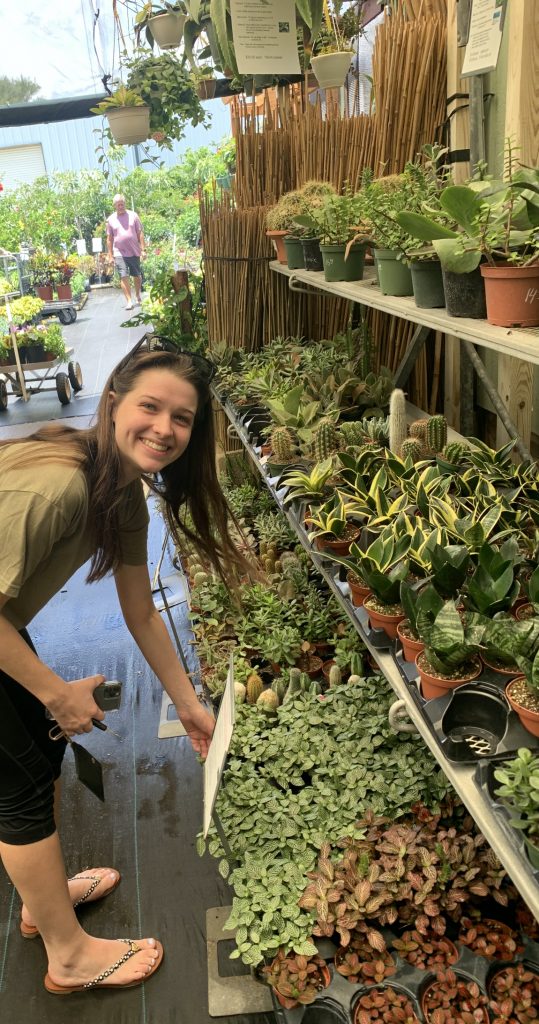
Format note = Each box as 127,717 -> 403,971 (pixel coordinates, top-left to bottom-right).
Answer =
0,144 -> 46,188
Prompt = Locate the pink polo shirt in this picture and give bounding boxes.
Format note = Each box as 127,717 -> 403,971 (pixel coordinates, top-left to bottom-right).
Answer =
106,211 -> 143,257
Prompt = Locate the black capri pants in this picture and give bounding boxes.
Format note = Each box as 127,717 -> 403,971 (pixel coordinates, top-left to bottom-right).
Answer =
0,630 -> 67,845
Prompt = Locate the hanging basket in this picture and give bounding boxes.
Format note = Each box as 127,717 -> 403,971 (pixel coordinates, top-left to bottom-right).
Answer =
311,51 -> 353,90
148,11 -> 186,49
106,105 -> 150,145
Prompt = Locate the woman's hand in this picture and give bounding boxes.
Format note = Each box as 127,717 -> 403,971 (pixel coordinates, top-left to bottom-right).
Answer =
176,700 -> 215,759
47,675 -> 106,736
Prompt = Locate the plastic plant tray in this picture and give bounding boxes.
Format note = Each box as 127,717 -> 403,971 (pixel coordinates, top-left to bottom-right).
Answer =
270,932 -> 539,1024
409,679 -> 539,764
353,604 -> 395,650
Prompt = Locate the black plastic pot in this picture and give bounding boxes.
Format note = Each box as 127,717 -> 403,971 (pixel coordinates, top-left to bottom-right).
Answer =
284,236 -> 305,270
301,237 -> 324,272
441,266 -> 487,319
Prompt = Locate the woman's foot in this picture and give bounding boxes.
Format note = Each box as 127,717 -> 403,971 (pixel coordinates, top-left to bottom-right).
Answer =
44,936 -> 163,993
21,868 -> 120,938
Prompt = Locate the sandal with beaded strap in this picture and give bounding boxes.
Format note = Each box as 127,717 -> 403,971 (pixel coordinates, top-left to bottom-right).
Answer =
20,868 -> 121,939
44,938 -> 164,994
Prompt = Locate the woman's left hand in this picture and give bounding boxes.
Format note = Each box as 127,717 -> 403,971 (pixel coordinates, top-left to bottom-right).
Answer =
177,700 -> 215,759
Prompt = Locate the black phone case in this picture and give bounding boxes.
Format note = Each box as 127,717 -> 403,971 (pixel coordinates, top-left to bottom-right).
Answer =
71,742 -> 105,801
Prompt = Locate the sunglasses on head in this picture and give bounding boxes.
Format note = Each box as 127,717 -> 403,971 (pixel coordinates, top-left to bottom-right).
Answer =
117,333 -> 216,383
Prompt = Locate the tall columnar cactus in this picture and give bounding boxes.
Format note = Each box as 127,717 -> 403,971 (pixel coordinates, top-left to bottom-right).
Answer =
427,415 -> 448,453
443,441 -> 470,464
284,666 -> 302,702
401,437 -> 425,462
409,418 -> 429,444
271,677 -> 286,704
270,426 -> 297,464
246,672 -> 264,705
313,418 -> 338,462
389,389 -> 407,456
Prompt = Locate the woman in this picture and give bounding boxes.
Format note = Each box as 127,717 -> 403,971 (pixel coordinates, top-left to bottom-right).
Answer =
0,339 -> 249,995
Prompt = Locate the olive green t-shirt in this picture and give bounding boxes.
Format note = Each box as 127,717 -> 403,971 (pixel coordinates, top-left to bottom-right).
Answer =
0,445 -> 149,630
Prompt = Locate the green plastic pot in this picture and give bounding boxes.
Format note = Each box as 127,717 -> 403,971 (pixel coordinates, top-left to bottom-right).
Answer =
320,243 -> 366,283
301,237 -> 323,272
284,236 -> 305,270
410,259 -> 445,308
374,249 -> 413,296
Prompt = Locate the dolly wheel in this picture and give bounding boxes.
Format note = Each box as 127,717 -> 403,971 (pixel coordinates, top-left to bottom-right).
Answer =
56,372 -> 72,405
0,379 -> 7,411
67,306 -> 77,323
68,360 -> 83,392
58,308 -> 71,325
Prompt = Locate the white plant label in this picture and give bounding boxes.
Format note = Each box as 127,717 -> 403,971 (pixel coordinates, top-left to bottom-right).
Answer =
462,0 -> 505,77
203,653 -> 235,837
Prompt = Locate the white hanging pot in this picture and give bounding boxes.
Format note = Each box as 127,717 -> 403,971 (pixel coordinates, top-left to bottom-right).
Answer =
310,51 -> 353,90
106,105 -> 150,145
148,11 -> 186,49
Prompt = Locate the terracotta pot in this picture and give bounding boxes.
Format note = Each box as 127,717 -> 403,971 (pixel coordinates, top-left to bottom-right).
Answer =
480,263 -> 539,328
266,230 -> 288,264
346,571 -> 371,607
396,620 -> 425,663
315,526 -> 361,556
295,653 -> 324,679
35,285 -> 53,301
415,652 -> 482,700
56,283 -> 72,301
363,597 -> 405,640
480,654 -> 520,678
505,676 -> 539,737
515,601 -> 534,620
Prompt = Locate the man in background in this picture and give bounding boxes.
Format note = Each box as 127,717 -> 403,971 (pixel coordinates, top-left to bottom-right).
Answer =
106,194 -> 146,310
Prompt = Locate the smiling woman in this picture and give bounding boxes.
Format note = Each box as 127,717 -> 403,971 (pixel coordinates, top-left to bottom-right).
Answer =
0,338 -> 254,996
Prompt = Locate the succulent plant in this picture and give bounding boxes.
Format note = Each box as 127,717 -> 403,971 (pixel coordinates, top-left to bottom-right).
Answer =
270,426 -> 298,464
313,418 -> 339,462
246,672 -> 264,705
401,437 -> 425,462
409,418 -> 429,443
257,688 -> 279,713
426,414 -> 448,453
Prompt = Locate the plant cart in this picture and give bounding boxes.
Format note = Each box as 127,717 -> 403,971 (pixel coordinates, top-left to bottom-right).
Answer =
38,298 -> 78,325
0,340 -> 83,411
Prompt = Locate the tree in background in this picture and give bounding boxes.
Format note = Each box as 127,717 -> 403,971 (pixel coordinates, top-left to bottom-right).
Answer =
0,75 -> 41,106
0,138 -> 234,258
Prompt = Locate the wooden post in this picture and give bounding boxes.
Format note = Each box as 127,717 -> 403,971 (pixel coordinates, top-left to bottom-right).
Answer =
171,269 -> 193,337
496,0 -> 538,450
444,0 -> 471,431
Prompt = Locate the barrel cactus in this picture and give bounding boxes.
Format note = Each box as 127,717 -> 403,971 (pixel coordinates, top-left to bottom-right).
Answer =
270,426 -> 297,464
257,689 -> 279,712
234,681 -> 247,704
246,672 -> 264,705
409,418 -> 429,444
329,664 -> 342,687
401,437 -> 425,462
313,418 -> 338,462
442,441 -> 471,464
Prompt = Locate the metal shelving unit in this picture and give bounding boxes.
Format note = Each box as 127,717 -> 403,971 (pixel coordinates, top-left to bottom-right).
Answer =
217,392 -> 539,921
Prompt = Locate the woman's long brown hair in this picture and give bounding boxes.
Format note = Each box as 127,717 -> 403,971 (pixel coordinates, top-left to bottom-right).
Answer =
0,349 -> 253,586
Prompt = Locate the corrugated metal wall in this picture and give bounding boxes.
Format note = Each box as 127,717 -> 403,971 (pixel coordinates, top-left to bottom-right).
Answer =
0,102 -> 232,187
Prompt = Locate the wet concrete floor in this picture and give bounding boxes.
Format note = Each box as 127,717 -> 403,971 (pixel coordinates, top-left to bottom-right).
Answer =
0,289 -> 275,1023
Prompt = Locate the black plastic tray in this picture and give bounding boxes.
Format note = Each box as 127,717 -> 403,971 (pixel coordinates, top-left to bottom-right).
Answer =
270,933 -> 539,1024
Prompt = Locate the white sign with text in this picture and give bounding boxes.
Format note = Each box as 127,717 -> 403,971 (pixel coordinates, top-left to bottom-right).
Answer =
230,0 -> 301,75
203,655 -> 235,837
